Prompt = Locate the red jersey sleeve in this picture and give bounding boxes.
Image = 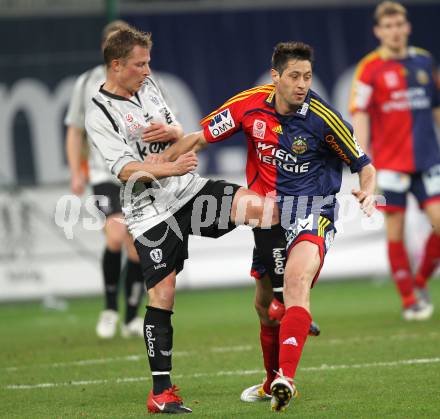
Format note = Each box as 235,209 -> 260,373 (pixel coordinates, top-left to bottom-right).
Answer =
200,92 -> 250,143
349,52 -> 379,114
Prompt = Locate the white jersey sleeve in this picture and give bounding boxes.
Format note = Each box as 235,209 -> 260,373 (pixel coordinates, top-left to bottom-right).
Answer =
65,71 -> 90,129
85,103 -> 140,178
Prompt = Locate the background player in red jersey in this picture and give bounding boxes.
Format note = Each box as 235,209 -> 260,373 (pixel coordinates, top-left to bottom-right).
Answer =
159,42 -> 376,412
351,1 -> 440,320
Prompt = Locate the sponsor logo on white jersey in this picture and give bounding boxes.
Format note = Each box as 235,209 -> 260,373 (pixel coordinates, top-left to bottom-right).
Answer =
253,119 -> 266,139
208,108 -> 235,138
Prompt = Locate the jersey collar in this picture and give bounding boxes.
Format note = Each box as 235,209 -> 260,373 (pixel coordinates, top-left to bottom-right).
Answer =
265,89 -> 311,119
99,85 -> 142,107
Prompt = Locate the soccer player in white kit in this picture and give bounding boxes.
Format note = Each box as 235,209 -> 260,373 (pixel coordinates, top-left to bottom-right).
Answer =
65,21 -> 145,339
85,27 -> 279,414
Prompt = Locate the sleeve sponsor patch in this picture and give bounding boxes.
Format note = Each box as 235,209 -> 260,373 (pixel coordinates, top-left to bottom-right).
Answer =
208,108 -> 235,138
352,80 -> 373,110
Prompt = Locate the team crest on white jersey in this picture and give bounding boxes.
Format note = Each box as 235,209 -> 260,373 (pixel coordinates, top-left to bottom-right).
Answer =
125,113 -> 134,123
150,95 -> 161,106
253,120 -> 266,139
150,248 -> 163,263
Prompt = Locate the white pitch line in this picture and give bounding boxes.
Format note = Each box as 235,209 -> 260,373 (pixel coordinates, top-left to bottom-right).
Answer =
4,333 -> 439,372
4,346 -> 252,372
6,357 -> 440,391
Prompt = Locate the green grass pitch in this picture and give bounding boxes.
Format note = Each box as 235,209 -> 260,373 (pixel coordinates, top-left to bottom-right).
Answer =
1,278 -> 440,418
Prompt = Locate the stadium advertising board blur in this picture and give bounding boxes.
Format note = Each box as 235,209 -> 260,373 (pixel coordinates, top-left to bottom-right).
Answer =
0,3 -> 437,299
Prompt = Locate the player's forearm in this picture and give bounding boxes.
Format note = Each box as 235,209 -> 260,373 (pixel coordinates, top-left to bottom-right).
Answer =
65,126 -> 84,175
169,124 -> 184,143
351,112 -> 370,154
162,130 -> 207,161
358,163 -> 376,195
118,160 -> 179,182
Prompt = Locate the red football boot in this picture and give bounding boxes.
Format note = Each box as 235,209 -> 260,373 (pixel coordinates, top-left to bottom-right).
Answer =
147,385 -> 192,414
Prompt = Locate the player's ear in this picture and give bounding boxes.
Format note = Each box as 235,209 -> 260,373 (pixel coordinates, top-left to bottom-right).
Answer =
271,68 -> 280,84
373,24 -> 381,41
111,58 -> 121,72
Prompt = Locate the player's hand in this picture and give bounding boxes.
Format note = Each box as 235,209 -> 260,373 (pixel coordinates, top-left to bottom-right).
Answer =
71,173 -> 86,196
145,153 -> 168,164
352,189 -> 375,217
142,122 -> 176,143
170,152 -> 198,176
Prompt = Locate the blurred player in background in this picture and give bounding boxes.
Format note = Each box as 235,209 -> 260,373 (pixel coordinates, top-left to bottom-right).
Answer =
65,20 -> 145,338
85,27 -> 279,414
161,41 -> 375,412
351,1 -> 440,320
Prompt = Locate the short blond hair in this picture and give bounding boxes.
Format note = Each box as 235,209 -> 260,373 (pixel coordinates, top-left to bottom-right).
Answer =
103,27 -> 152,67
101,20 -> 131,43
374,1 -> 407,25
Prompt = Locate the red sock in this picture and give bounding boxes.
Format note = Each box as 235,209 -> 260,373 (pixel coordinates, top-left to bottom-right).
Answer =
415,233 -> 440,289
260,323 -> 279,394
388,241 -> 416,308
278,306 -> 311,380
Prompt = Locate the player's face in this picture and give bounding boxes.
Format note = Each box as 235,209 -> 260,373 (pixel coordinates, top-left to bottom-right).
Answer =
272,59 -> 312,113
118,45 -> 151,95
374,13 -> 411,53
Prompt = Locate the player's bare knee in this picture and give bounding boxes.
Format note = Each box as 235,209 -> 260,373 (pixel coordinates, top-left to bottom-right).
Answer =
149,289 -> 174,311
284,273 -> 310,297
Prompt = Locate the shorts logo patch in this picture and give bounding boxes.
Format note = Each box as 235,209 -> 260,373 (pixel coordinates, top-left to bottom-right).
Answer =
324,229 -> 335,252
253,119 -> 266,139
286,214 -> 315,247
208,108 -> 235,138
150,248 -> 163,263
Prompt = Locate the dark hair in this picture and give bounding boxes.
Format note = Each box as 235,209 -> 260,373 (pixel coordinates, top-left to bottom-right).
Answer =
374,1 -> 407,25
103,27 -> 152,67
271,42 -> 314,75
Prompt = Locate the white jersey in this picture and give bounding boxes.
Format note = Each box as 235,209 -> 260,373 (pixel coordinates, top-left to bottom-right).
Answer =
65,65 -> 118,185
85,78 -> 207,238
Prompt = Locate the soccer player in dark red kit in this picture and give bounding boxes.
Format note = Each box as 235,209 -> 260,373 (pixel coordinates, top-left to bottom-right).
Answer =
351,1 -> 440,320
161,41 -> 376,411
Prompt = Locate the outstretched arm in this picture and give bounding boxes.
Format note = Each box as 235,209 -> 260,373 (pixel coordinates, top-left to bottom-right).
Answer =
161,130 -> 208,162
65,126 -> 87,195
141,122 -> 184,143
351,111 -> 370,155
118,152 -> 198,183
352,163 -> 376,216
